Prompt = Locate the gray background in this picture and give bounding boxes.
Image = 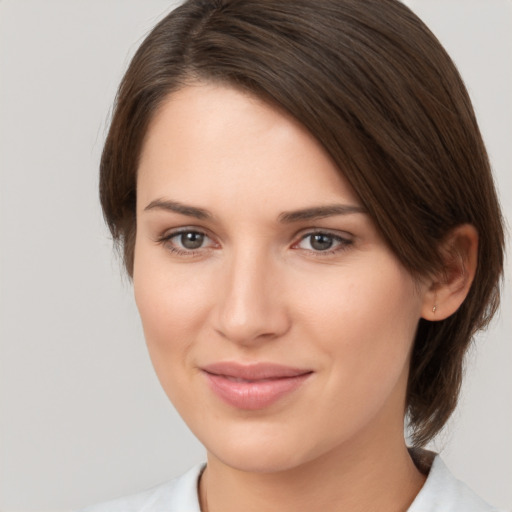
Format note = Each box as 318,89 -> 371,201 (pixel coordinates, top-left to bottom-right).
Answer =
0,1 -> 510,510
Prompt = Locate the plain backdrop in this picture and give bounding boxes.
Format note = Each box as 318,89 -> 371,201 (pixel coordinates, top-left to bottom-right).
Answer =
0,1 -> 510,510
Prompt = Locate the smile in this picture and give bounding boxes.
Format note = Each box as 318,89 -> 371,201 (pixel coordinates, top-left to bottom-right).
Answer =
201,362 -> 313,410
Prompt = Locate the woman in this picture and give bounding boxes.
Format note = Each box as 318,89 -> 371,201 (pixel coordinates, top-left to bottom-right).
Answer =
84,0 -> 505,510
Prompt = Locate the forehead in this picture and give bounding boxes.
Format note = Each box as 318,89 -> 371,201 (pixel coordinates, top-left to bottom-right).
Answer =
137,83 -> 360,213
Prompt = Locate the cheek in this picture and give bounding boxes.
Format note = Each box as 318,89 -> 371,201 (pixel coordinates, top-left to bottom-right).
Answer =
293,258 -> 420,341
132,246 -> 213,379
292,257 -> 422,400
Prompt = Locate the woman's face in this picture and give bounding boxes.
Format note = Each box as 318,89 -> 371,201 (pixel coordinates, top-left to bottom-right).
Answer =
134,83 -> 430,472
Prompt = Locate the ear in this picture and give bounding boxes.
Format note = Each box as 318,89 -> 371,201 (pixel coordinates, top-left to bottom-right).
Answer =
421,224 -> 478,321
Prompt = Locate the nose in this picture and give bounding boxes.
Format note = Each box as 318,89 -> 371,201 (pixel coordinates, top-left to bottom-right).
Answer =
212,247 -> 291,345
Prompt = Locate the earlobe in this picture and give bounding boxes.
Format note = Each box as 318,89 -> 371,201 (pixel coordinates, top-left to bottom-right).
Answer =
421,224 -> 479,321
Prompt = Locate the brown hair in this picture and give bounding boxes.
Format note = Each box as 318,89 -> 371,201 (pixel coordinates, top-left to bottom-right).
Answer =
100,0 -> 504,446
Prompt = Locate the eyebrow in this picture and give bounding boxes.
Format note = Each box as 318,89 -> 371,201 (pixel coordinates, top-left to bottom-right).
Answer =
143,199 -> 212,220
144,198 -> 366,223
277,204 -> 366,223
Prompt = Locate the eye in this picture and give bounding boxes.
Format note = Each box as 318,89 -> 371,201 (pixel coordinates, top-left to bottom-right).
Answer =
175,231 -> 206,250
157,228 -> 216,255
294,232 -> 352,253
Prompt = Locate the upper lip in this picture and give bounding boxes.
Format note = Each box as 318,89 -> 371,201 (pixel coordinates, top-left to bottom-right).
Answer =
201,362 -> 312,380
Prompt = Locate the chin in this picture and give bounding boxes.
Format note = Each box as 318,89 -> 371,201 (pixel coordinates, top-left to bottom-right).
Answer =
211,443 -> 307,474
198,420 -> 329,474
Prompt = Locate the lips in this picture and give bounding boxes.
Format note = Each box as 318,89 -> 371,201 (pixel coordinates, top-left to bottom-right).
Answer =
201,362 -> 313,410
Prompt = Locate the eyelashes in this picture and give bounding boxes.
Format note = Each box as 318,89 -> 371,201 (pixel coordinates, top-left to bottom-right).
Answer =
156,227 -> 353,258
293,231 -> 352,254
156,229 -> 217,256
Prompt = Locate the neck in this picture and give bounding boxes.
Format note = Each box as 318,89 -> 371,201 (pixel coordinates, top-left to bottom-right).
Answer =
199,427 -> 426,512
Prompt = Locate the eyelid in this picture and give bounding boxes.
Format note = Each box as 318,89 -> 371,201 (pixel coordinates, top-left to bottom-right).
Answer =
156,226 -> 219,255
292,227 -> 354,242
157,224 -> 213,240
155,225 -> 354,257
291,228 -> 354,254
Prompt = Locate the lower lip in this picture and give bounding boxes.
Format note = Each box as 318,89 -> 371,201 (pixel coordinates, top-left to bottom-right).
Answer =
204,372 -> 312,410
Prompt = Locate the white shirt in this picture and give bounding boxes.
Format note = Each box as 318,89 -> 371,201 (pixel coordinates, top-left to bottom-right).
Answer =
80,455 -> 504,512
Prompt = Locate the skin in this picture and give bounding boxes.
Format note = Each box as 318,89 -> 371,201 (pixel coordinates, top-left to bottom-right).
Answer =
133,83 -> 477,512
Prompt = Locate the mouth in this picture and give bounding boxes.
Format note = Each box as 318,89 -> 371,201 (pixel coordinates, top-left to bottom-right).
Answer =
201,362 -> 313,410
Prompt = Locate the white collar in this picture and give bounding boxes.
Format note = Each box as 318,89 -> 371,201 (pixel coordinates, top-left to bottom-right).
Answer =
83,454 -> 500,511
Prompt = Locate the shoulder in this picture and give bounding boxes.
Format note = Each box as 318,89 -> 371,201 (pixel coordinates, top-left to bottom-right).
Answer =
408,453 -> 505,512
78,463 -> 205,512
